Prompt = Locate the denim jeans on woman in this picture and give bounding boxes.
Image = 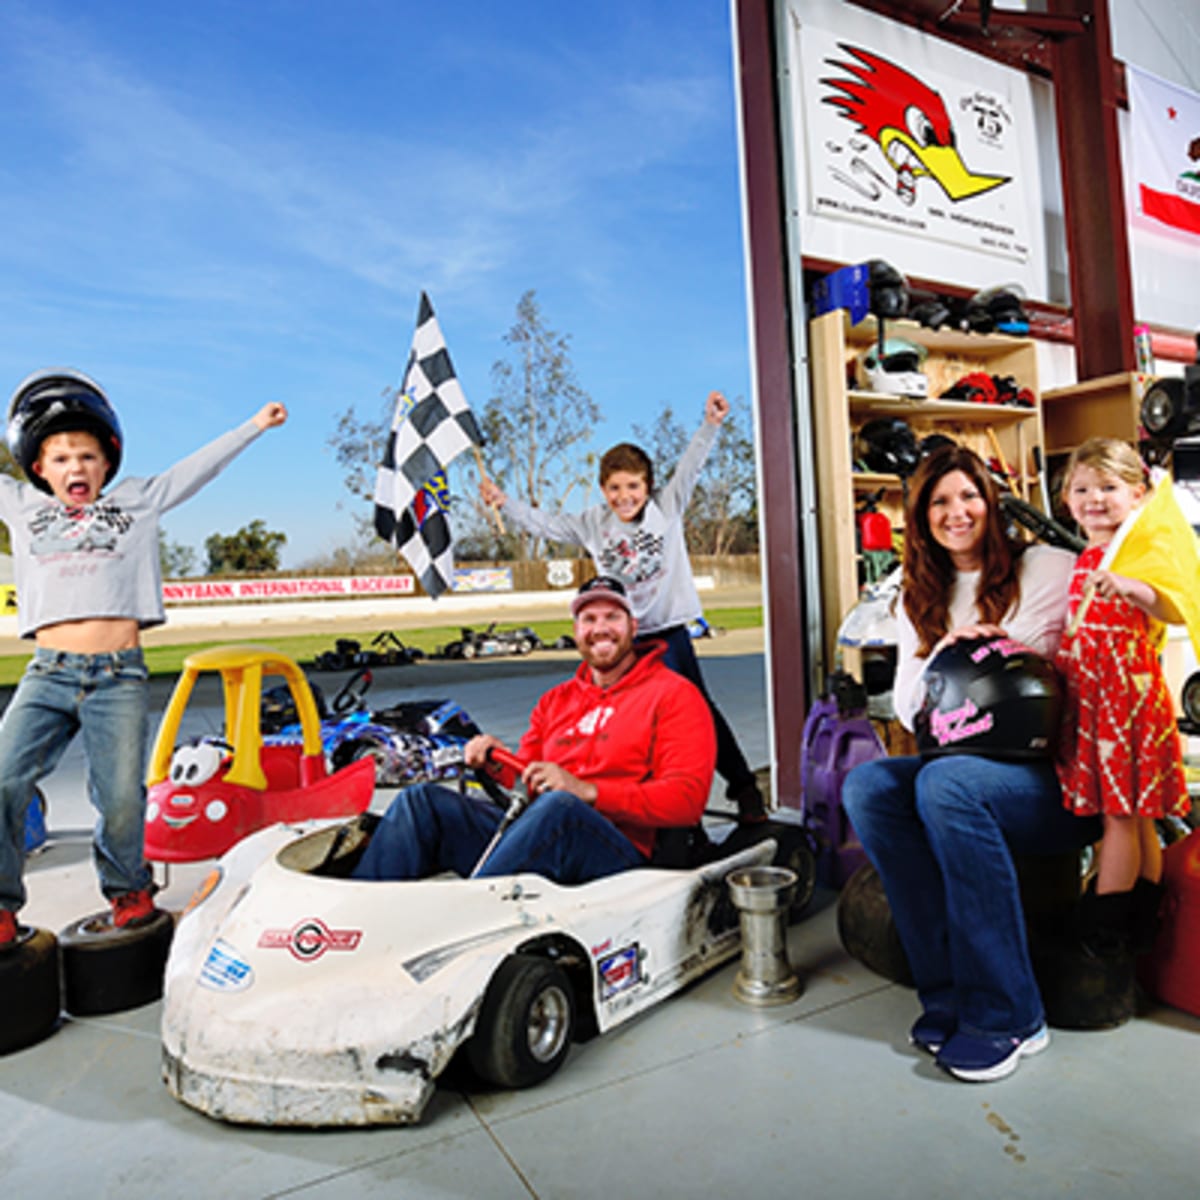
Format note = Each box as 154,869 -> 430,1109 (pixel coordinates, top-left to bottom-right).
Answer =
0,647 -> 154,913
842,754 -> 1100,1039
352,783 -> 647,884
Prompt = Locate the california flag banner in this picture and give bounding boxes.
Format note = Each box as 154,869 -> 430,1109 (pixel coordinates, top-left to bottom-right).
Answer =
1128,65 -> 1200,238
374,293 -> 483,597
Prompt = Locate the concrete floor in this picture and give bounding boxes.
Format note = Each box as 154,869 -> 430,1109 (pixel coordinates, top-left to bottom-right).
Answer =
2,635 -> 1198,1200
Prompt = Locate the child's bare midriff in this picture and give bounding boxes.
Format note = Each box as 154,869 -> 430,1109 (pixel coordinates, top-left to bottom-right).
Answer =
35,617 -> 140,654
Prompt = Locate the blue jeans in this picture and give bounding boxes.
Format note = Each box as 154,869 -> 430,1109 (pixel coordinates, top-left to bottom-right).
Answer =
642,626 -> 756,797
0,648 -> 154,913
842,755 -> 1100,1039
352,783 -> 646,884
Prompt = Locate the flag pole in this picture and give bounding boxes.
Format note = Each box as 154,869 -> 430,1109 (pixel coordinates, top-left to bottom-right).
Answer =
473,446 -> 506,534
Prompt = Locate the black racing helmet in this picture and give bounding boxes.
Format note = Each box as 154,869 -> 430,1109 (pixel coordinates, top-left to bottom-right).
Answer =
856,417 -> 921,479
915,635 -> 1063,760
6,369 -> 123,493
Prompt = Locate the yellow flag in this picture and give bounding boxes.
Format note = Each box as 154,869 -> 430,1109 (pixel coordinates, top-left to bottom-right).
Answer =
1101,473 -> 1200,660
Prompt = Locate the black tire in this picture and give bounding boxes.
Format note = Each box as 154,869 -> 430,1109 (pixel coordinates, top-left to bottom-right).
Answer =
58,908 -> 175,1016
461,642 -> 477,660
0,925 -> 61,1054
836,861 -> 914,986
517,639 -> 532,655
1029,927 -> 1136,1030
771,825 -> 818,921
349,738 -> 390,783
468,954 -> 575,1089
1181,670 -> 1200,726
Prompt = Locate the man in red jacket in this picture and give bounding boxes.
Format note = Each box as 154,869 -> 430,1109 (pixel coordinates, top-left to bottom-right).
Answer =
352,576 -> 717,884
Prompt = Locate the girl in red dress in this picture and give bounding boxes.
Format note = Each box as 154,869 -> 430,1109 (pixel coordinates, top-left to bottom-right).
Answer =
1055,438 -> 1189,949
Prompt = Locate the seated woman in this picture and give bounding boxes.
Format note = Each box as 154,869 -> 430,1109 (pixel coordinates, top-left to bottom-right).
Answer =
843,444 -> 1100,1083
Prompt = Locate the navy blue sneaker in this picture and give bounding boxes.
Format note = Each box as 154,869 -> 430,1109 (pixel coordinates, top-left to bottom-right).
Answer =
908,1010 -> 956,1056
936,1023 -> 1050,1082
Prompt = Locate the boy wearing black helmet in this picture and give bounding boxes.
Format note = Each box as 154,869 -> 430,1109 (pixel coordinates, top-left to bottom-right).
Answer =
0,370 -> 286,947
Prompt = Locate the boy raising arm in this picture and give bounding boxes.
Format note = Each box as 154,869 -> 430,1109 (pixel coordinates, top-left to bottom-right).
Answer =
0,370 -> 286,946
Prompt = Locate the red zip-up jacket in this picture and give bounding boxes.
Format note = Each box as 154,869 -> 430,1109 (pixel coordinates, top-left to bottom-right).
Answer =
516,642 -> 716,858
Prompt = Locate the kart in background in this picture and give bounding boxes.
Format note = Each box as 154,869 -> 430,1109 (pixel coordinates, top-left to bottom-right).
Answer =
438,622 -> 543,660
312,631 -> 424,672
143,646 -> 376,863
160,755 -> 816,1127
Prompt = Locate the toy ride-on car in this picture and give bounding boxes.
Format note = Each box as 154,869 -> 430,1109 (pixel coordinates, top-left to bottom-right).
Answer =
160,750 -> 816,1126
144,646 -> 375,863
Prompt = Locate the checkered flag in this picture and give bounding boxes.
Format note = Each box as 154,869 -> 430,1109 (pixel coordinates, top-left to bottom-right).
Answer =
374,292 -> 483,596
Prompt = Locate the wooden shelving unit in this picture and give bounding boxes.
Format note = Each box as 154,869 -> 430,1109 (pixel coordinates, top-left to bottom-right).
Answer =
808,311 -> 1046,674
1041,371 -> 1149,456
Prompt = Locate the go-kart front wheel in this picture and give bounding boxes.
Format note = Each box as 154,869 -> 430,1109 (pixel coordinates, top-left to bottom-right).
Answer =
468,954 -> 575,1089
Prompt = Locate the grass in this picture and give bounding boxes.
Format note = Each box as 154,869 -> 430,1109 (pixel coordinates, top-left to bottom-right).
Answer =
0,606 -> 764,687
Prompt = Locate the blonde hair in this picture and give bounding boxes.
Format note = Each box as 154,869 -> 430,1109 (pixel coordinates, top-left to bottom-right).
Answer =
1060,437 -> 1149,495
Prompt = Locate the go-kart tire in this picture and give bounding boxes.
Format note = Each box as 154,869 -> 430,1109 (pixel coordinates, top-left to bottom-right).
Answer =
348,739 -> 389,782
1029,925 -> 1137,1030
517,639 -> 532,655
461,643 -> 477,660
771,826 -> 817,921
59,908 -> 175,1017
836,862 -> 914,986
468,953 -> 575,1089
0,925 -> 61,1054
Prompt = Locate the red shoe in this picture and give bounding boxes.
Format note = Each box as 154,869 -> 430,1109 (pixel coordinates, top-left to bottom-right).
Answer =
110,889 -> 157,928
0,908 -> 17,947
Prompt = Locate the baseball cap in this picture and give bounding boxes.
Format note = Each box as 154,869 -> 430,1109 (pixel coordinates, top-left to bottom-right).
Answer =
570,575 -> 634,618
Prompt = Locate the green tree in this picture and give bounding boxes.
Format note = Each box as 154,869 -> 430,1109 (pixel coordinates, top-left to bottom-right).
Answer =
0,443 -> 18,556
205,519 -> 287,574
159,530 -> 197,578
474,290 -> 601,559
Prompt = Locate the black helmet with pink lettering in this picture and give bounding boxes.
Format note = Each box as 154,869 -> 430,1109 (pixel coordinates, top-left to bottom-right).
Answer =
915,635 -> 1063,759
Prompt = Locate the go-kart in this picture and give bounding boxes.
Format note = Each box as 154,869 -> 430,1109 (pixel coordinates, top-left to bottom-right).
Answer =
144,646 -> 376,863
312,631 -> 424,672
263,666 -> 482,787
160,750 -> 816,1126
438,622 -> 543,660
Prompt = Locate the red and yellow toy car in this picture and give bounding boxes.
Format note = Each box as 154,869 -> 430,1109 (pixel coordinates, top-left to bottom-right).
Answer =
144,646 -> 375,863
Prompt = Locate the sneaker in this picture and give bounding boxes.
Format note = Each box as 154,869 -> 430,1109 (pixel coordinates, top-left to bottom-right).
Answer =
110,889 -> 157,928
937,1024 -> 1050,1082
909,1010 -> 956,1056
0,908 -> 16,948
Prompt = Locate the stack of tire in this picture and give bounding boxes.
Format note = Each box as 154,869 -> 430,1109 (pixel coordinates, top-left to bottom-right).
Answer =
2,907 -> 174,1056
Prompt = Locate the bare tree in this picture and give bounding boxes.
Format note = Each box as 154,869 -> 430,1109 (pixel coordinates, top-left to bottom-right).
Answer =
633,394 -> 758,555
477,290 -> 600,559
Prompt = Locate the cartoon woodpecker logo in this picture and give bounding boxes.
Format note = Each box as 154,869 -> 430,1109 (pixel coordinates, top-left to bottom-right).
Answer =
821,44 -> 1009,205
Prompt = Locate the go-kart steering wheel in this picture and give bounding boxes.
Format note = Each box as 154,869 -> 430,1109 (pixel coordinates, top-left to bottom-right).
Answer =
469,747 -> 533,878
470,746 -> 528,808
331,668 -> 372,714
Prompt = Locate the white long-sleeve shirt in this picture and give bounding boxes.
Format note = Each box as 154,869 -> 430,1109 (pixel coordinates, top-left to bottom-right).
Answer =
502,421 -> 718,634
893,543 -> 1075,730
0,419 -> 263,638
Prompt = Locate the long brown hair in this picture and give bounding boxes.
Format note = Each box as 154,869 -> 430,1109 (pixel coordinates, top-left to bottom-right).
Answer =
902,443 -> 1023,655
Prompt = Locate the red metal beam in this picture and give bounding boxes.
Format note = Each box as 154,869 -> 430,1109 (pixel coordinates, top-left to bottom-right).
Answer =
1049,0 -> 1136,377
733,0 -> 809,810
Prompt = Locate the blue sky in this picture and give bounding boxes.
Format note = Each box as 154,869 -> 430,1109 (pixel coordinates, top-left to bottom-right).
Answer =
0,1 -> 752,570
